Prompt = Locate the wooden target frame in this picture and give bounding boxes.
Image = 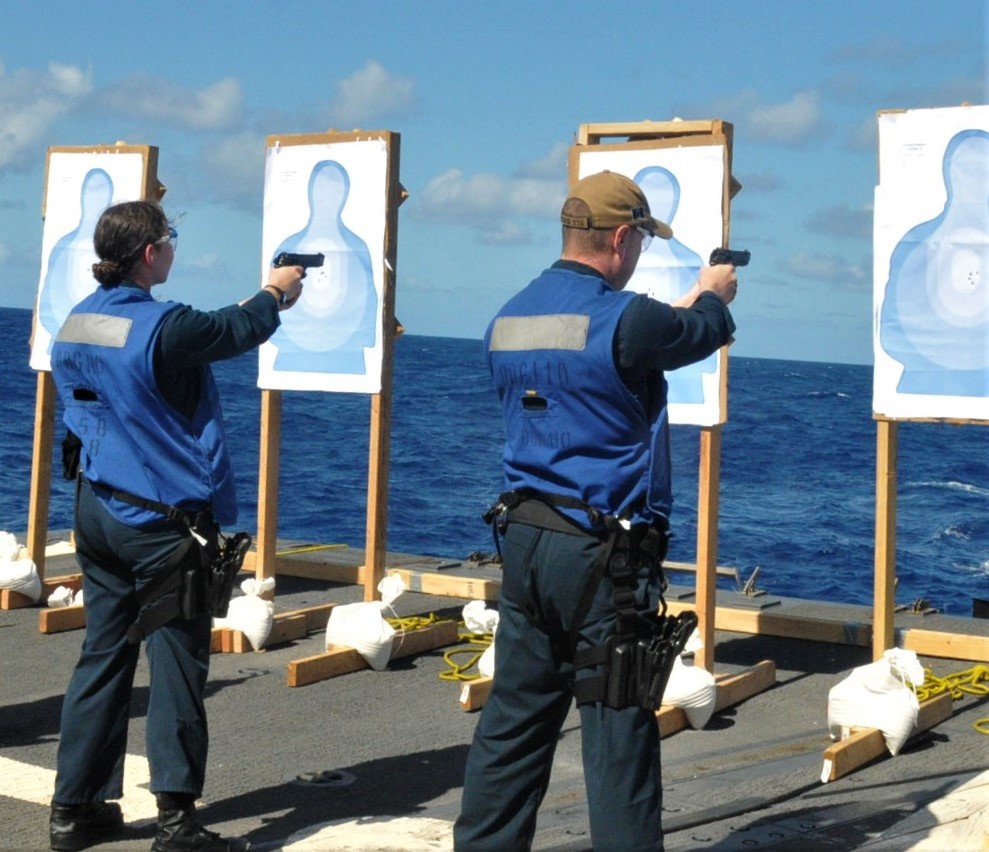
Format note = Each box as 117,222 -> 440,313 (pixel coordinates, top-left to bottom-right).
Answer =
568,120 -> 775,728
16,144 -> 161,614
253,130 -> 405,603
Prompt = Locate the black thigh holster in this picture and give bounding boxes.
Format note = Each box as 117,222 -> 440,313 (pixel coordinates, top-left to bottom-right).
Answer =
571,528 -> 698,711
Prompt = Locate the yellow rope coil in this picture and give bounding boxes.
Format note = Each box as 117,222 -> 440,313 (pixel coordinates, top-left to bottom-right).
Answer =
438,625 -> 494,682
915,664 -> 989,735
385,612 -> 442,633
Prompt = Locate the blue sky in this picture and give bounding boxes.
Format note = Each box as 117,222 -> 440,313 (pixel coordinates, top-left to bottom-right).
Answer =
0,0 -> 984,364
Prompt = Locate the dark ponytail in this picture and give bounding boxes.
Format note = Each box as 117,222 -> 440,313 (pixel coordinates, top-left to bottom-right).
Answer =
92,201 -> 168,286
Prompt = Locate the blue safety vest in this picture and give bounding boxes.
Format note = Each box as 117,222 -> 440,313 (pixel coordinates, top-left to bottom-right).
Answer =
51,285 -> 237,526
485,265 -> 671,530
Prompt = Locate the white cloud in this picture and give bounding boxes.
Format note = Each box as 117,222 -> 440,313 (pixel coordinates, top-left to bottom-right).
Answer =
515,142 -> 569,179
98,75 -> 244,131
749,90 -> 822,145
0,242 -> 10,263
784,250 -> 869,290
198,132 -> 266,210
327,61 -> 416,127
805,203 -> 873,240
846,115 -> 877,151
0,62 -> 92,169
413,152 -> 565,244
676,89 -> 823,147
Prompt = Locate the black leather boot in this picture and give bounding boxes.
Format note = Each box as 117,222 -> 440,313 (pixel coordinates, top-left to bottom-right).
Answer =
151,806 -> 238,851
49,801 -> 124,851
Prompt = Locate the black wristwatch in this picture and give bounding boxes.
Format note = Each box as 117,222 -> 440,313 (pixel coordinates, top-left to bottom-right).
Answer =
267,285 -> 290,306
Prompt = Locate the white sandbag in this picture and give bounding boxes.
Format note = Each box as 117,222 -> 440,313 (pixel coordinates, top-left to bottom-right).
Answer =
477,643 -> 496,678
213,577 -> 276,651
827,648 -> 924,755
0,531 -> 21,560
47,585 -> 76,608
662,655 -> 717,728
324,575 -> 407,671
463,600 -> 499,677
0,531 -> 42,602
0,556 -> 42,602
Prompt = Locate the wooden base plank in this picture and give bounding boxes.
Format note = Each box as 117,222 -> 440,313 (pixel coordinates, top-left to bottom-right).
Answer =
821,692 -> 954,782
657,660 -> 776,737
287,619 -> 459,687
211,627 -> 230,653
1,588 -> 37,610
39,606 -> 86,634
458,677 -> 493,711
217,613 -> 310,654
460,660 -> 776,721
1,574 -> 84,611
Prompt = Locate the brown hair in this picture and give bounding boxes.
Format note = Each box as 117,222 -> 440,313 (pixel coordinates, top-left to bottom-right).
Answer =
561,197 -> 612,255
91,201 -> 168,286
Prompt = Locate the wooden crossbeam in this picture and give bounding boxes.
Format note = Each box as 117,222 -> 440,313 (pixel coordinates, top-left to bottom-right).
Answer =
386,568 -> 501,602
665,599 -> 989,663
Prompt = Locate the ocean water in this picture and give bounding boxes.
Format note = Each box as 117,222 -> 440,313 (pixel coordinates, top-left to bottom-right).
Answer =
1,306 -> 985,616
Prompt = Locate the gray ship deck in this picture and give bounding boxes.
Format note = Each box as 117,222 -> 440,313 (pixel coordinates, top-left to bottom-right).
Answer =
1,542 -> 987,850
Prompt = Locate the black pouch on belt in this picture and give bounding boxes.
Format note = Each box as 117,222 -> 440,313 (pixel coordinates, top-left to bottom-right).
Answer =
205,532 -> 252,618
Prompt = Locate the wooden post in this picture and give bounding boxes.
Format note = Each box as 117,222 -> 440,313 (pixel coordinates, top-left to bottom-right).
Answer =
364,388 -> 393,600
695,425 -> 722,672
255,389 -> 282,583
363,136 -> 402,601
26,372 -> 56,578
873,418 -> 898,659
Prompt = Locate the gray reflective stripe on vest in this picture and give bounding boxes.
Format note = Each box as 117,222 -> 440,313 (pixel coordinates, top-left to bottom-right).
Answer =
489,314 -> 589,351
55,313 -> 132,348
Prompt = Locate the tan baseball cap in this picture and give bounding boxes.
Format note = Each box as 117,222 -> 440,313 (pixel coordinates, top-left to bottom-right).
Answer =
561,170 -> 673,239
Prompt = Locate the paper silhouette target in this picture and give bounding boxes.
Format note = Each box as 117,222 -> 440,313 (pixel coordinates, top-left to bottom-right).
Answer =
259,138 -> 387,393
873,106 -> 989,420
30,150 -> 147,372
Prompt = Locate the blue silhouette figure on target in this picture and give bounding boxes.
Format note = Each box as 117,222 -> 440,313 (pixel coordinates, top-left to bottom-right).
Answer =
270,160 -> 378,375
38,168 -> 114,354
879,129 -> 989,397
632,165 -> 715,404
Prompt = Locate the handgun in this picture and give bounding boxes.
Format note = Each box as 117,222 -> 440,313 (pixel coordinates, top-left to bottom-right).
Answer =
709,248 -> 751,267
273,251 -> 325,270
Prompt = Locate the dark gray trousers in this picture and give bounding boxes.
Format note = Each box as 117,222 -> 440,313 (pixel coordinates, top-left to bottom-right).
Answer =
54,477 -> 212,804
